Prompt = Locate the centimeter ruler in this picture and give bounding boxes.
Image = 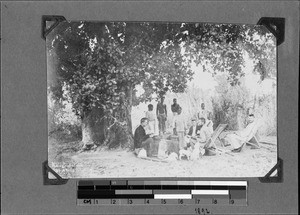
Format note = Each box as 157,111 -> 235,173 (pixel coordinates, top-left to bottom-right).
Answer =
77,180 -> 247,206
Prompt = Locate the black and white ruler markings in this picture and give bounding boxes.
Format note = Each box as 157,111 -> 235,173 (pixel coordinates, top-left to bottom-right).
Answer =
77,180 -> 247,206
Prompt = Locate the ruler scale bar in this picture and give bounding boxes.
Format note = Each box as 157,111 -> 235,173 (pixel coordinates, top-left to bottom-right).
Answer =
194,185 -> 211,189
191,190 -> 229,195
77,180 -> 247,205
178,185 -> 195,189
95,185 -> 111,190
78,194 -> 155,199
154,194 -> 192,199
115,190 -> 153,195
153,190 -> 191,194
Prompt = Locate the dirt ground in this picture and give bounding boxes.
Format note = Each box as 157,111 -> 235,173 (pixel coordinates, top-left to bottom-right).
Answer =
49,136 -> 277,178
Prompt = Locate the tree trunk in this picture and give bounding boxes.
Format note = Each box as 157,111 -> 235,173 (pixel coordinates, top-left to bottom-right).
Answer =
102,84 -> 134,149
236,107 -> 244,130
81,84 -> 135,150
81,107 -> 107,148
125,84 -> 134,149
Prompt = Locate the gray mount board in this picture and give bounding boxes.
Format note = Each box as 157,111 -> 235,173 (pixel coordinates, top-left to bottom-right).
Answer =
1,1 -> 298,215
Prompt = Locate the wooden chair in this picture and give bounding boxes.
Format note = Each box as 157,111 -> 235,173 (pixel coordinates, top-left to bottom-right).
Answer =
231,120 -> 261,152
204,123 -> 228,149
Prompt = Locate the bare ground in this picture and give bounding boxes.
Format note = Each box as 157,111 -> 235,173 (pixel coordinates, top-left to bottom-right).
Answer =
48,136 -> 277,178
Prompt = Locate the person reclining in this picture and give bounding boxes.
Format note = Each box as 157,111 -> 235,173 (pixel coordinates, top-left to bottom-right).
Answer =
134,118 -> 154,156
221,114 -> 260,151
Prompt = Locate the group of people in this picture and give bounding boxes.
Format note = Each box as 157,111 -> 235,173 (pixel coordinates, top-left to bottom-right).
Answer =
173,102 -> 214,151
133,98 -> 261,158
133,98 -> 215,156
143,97 -> 181,136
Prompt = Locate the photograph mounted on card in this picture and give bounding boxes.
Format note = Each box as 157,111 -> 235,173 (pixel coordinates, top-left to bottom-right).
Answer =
46,20 -> 277,178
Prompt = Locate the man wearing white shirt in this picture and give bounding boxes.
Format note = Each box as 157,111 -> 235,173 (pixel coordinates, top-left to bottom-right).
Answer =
198,103 -> 208,121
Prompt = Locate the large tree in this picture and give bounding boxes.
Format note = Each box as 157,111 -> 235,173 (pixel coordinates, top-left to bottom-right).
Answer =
47,22 -> 194,148
47,21 -> 276,148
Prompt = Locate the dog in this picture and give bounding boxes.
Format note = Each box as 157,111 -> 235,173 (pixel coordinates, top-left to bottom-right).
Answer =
136,148 -> 147,158
166,152 -> 179,161
179,147 -> 193,160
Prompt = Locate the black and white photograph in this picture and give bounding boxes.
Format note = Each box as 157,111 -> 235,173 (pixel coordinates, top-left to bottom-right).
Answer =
47,21 -> 277,178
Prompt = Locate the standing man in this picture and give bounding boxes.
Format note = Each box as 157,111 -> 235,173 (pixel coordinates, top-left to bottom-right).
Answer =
145,104 -> 157,135
171,98 -> 180,115
175,107 -> 186,150
171,98 -> 180,135
156,97 -> 167,135
198,103 -> 208,121
134,118 -> 154,155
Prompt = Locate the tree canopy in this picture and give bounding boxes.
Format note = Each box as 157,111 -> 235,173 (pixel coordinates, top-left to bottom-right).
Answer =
47,21 -> 276,120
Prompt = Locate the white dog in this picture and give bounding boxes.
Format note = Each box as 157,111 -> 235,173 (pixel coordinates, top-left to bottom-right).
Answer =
166,152 -> 179,161
137,148 -> 147,158
179,147 -> 193,160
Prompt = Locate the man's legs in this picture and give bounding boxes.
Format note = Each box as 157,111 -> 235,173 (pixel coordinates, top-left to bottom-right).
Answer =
178,131 -> 186,150
226,134 -> 243,149
142,138 -> 154,155
157,115 -> 162,135
162,116 -> 166,133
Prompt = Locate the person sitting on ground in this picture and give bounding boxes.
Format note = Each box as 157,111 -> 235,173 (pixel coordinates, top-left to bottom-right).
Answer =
221,114 -> 260,152
134,118 -> 154,156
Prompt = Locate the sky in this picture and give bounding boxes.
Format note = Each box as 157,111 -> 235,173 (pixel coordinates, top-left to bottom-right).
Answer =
135,48 -> 276,98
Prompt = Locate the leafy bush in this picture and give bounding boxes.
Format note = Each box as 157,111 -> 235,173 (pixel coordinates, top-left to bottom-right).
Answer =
48,95 -> 82,141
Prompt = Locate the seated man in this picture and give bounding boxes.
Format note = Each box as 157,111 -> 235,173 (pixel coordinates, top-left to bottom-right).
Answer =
134,118 -> 154,156
222,114 -> 260,151
198,117 -> 211,144
205,112 -> 214,137
185,119 -> 202,145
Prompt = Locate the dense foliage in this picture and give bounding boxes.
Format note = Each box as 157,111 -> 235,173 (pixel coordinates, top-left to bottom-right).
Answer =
47,21 -> 276,146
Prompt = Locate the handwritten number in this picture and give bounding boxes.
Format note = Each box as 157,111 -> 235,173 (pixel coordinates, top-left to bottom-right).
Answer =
195,207 -> 211,214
